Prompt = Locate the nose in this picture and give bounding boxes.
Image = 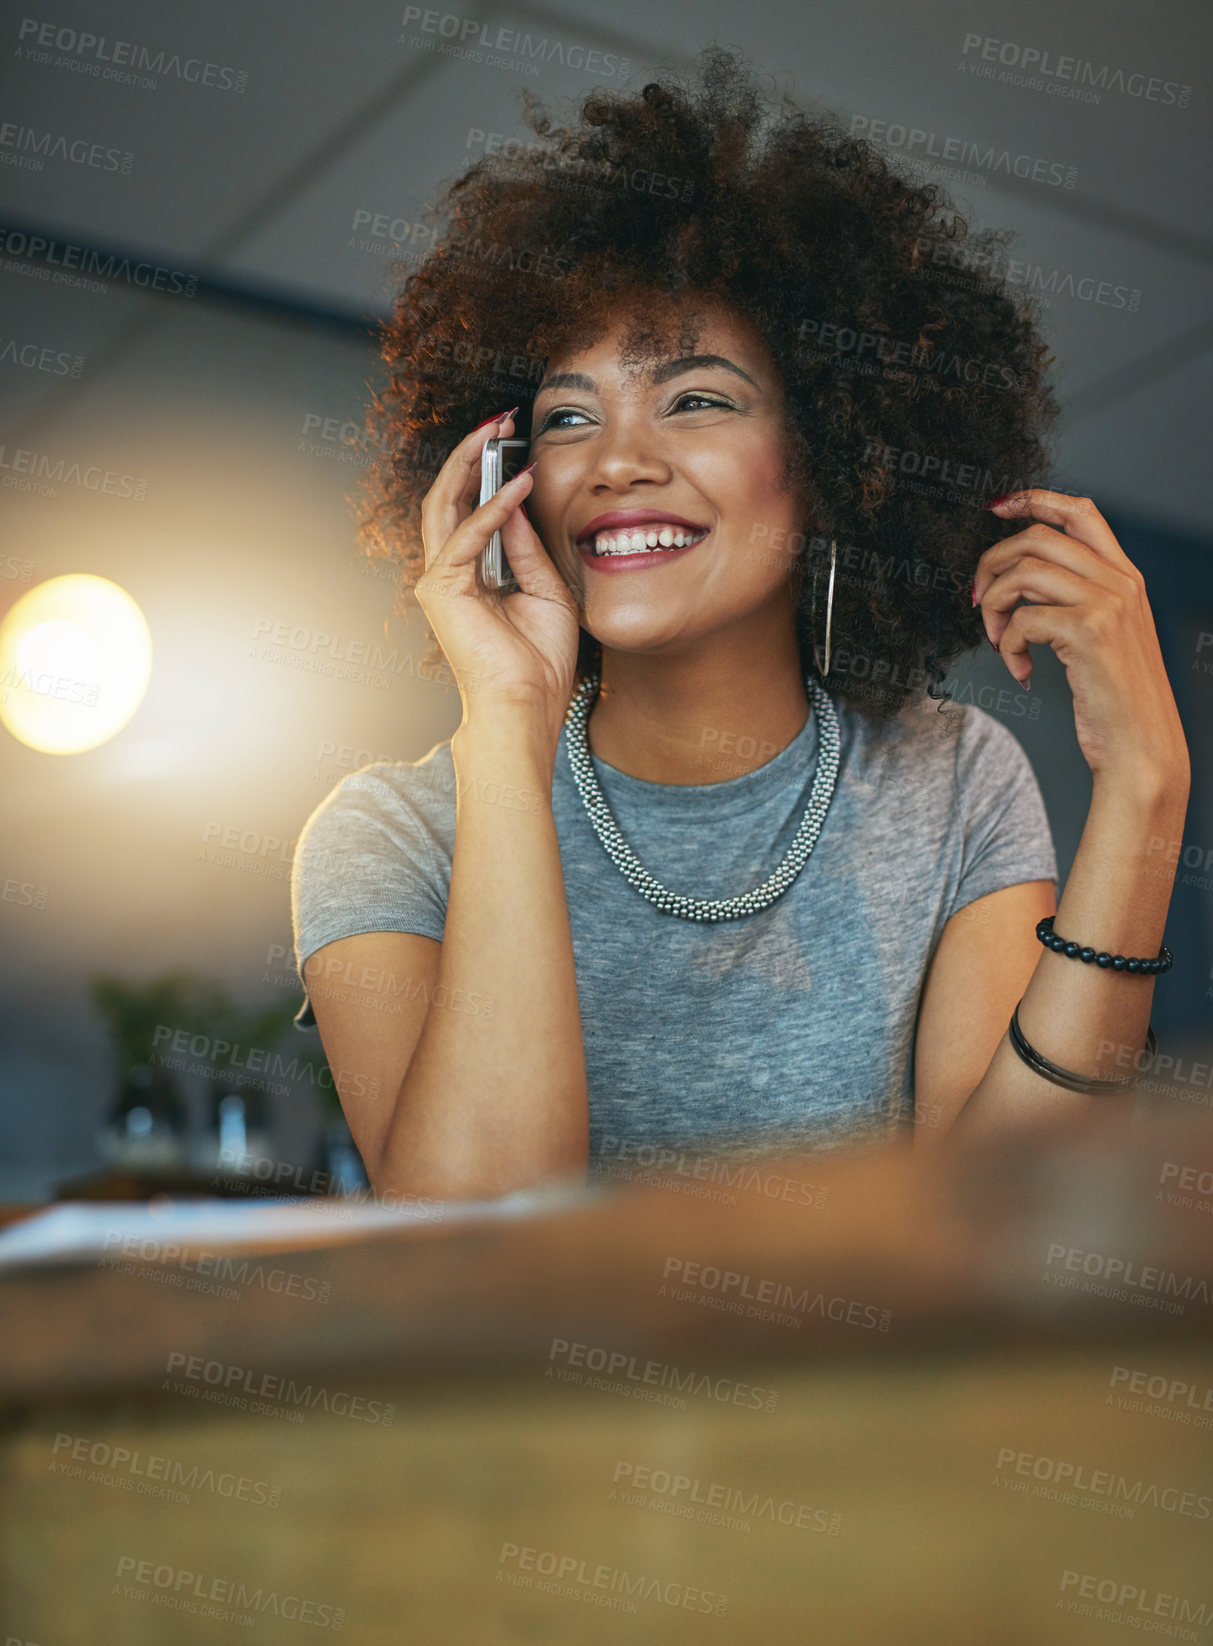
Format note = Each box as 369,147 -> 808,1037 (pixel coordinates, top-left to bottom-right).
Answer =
584,411 -> 673,492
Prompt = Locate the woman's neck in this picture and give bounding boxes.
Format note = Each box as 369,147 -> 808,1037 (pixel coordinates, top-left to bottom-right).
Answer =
585,623 -> 811,786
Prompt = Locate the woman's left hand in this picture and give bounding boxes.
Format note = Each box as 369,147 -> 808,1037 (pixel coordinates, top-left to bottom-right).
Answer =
975,488 -> 1189,788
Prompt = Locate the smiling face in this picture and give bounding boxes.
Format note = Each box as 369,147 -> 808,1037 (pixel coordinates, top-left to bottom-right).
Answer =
525,296 -> 814,662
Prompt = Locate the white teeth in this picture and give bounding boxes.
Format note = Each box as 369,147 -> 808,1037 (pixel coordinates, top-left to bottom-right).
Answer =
587,525 -> 706,556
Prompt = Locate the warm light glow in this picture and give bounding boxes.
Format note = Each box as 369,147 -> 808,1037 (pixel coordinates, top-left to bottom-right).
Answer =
0,575 -> 153,754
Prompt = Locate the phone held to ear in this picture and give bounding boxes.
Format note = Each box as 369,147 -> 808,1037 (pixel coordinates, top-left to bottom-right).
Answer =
478,436 -> 530,593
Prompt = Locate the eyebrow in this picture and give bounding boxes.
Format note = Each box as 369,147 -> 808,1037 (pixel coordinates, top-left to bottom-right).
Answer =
535,353 -> 760,397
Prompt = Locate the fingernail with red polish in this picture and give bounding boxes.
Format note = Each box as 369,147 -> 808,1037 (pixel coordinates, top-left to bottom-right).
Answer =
983,493 -> 1013,510
988,637 -> 999,652
517,459 -> 538,476
472,405 -> 520,432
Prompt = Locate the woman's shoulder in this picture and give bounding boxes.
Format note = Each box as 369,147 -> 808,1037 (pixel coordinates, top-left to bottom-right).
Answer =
833,688 -> 1039,799
297,739 -> 458,845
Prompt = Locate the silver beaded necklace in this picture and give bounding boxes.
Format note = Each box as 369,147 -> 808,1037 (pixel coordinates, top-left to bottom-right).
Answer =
564,672 -> 842,922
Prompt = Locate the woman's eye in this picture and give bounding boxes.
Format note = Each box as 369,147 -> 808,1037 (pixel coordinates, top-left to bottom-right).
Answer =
535,394 -> 731,432
534,407 -> 592,432
671,393 -> 731,412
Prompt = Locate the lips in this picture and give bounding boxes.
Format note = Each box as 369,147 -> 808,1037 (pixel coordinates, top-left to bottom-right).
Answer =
575,510 -> 709,547
577,527 -> 710,573
587,524 -> 709,556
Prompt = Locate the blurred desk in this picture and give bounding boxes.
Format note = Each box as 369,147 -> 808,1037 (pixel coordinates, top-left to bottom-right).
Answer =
1,1111 -> 1212,1644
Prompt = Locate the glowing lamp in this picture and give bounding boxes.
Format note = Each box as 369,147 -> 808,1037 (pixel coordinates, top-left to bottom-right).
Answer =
0,574 -> 153,754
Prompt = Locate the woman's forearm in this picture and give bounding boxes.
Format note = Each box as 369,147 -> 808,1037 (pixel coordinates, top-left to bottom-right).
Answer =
948,759 -> 1191,1144
375,710 -> 588,1200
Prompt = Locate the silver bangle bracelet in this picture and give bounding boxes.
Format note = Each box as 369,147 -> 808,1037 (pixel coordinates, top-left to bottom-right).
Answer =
1008,1001 -> 1157,1096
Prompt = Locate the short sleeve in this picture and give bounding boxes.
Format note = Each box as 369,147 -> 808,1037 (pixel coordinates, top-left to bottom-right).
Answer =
290,765 -> 453,1028
945,708 -> 1058,921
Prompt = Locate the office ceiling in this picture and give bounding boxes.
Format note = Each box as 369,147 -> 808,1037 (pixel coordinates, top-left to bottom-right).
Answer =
2,0 -> 1211,536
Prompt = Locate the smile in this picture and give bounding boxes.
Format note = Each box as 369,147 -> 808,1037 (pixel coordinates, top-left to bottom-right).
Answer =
577,524 -> 711,571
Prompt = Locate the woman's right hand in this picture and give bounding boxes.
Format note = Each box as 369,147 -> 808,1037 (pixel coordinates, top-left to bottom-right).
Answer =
415,410 -> 582,744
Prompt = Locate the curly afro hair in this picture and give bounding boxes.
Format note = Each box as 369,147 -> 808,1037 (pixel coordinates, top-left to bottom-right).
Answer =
355,43 -> 1059,722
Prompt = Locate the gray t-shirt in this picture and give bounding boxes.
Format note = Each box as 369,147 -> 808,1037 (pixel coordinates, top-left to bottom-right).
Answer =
290,692 -> 1057,1165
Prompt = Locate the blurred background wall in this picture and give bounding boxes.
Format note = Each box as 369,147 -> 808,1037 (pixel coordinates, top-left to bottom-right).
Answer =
0,0 -> 1210,1198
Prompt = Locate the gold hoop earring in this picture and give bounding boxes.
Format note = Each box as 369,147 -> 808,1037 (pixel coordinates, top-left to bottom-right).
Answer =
811,538 -> 837,678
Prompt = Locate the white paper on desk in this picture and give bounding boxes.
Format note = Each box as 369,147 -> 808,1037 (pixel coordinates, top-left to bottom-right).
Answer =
0,1179 -> 601,1269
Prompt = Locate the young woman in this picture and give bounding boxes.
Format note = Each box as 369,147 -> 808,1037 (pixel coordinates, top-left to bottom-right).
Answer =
290,49 -> 1189,1202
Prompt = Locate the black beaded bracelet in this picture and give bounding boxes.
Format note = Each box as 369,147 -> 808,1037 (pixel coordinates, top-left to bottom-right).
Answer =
1036,916 -> 1173,976
1009,1001 -> 1157,1095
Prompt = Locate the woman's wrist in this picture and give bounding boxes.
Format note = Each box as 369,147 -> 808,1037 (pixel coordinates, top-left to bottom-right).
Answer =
1088,763 -> 1189,831
452,711 -> 560,792
1089,740 -> 1190,807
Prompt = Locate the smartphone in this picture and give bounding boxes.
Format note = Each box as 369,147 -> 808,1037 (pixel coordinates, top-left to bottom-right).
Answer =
478,437 -> 530,592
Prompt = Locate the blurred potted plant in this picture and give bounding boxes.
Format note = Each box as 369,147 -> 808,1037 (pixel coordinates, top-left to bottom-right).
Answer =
91,969 -> 228,1172
91,970 -> 366,1193
187,994 -> 301,1175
